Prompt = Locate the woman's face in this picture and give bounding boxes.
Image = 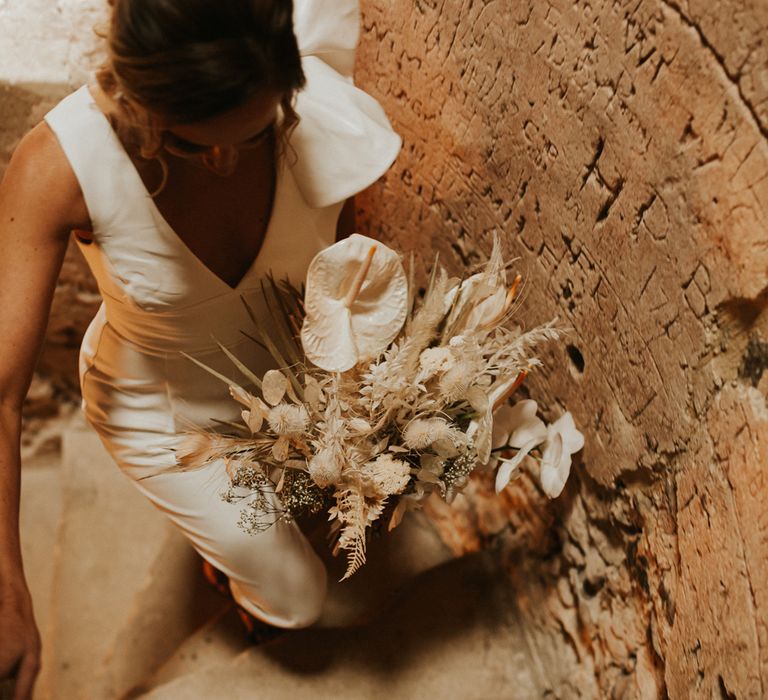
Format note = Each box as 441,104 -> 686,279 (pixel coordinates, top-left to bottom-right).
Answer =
161,89 -> 283,168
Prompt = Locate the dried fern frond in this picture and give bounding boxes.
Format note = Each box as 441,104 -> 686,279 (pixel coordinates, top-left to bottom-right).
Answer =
332,483 -> 369,580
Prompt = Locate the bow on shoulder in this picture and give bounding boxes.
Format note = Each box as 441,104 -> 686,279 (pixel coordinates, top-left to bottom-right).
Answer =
288,0 -> 402,208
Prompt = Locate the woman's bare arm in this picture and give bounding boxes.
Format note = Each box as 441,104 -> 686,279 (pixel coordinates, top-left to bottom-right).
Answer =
0,121 -> 88,699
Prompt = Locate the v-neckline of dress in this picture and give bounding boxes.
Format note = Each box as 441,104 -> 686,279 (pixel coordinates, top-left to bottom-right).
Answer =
83,85 -> 282,293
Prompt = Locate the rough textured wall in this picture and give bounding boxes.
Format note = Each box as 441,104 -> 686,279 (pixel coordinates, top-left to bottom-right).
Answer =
356,0 -> 768,697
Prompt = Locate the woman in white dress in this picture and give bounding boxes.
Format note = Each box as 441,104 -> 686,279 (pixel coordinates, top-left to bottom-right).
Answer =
0,0 -> 400,696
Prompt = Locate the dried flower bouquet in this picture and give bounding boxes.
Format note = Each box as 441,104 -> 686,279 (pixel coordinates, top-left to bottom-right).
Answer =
175,233 -> 583,579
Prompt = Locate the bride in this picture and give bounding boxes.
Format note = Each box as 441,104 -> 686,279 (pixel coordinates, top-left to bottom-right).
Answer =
0,0 -> 402,697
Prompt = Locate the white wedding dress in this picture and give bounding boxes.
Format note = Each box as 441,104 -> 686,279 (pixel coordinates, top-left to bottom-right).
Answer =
43,0 -> 400,628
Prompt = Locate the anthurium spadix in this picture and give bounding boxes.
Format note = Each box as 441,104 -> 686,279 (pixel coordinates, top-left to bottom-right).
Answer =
301,233 -> 409,372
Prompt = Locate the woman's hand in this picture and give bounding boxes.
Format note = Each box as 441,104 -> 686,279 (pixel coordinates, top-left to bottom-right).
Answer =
0,582 -> 41,700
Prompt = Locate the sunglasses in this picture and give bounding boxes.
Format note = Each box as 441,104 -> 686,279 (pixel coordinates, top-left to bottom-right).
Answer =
163,120 -> 276,157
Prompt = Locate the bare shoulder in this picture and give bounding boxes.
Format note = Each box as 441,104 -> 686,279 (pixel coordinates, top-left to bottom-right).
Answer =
1,121 -> 90,233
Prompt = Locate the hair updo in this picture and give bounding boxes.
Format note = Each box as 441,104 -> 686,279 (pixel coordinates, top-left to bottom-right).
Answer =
96,0 -> 305,185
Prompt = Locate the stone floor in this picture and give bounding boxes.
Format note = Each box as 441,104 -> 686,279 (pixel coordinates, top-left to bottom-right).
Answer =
18,412 -> 541,700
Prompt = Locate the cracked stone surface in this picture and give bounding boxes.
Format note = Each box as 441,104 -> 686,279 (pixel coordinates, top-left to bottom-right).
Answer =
355,0 -> 768,696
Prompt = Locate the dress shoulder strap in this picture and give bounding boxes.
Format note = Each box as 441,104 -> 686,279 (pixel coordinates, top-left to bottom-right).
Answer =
43,86 -> 151,239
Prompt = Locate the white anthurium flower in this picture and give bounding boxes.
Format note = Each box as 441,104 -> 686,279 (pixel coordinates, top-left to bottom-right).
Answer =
300,233 -> 409,372
539,412 -> 584,498
262,369 -> 288,406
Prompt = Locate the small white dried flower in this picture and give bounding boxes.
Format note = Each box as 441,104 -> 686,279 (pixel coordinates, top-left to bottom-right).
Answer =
418,347 -> 454,375
308,447 -> 343,487
363,454 -> 411,497
403,417 -> 450,450
438,361 -> 475,402
267,404 -> 309,436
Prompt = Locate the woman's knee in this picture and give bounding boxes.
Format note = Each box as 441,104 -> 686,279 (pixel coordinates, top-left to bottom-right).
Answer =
232,551 -> 328,628
215,528 -> 328,627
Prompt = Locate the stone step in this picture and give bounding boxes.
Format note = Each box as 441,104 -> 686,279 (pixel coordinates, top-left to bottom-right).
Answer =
37,413 -> 181,700
91,531 -> 231,699
110,507 -> 457,695
314,508 -> 457,628
128,604 -> 250,697
139,552 -> 540,700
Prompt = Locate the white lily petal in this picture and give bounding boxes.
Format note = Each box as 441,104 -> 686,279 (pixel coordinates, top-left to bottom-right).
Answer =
540,431 -> 567,497
464,286 -> 507,331
494,438 -> 539,493
509,419 -> 548,450
551,411 -> 585,454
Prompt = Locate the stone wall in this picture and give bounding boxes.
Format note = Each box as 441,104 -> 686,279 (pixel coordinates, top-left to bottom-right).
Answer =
355,0 -> 768,696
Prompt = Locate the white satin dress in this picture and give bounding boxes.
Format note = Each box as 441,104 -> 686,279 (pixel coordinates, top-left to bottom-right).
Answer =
43,0 -> 401,628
